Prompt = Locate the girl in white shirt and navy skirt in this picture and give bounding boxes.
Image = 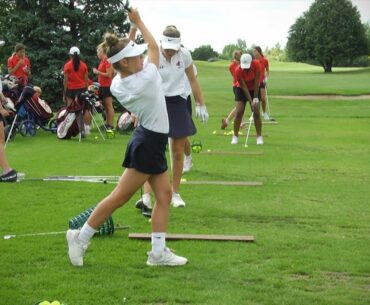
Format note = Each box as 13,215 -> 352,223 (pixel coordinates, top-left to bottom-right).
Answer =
66,8 -> 187,267
159,26 -> 209,208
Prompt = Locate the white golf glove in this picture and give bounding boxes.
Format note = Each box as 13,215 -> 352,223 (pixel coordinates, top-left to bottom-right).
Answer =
252,98 -> 259,106
195,105 -> 209,123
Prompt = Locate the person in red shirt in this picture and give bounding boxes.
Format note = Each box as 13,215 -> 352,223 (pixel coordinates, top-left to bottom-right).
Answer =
63,46 -> 90,134
93,43 -> 114,130
234,53 -> 263,145
7,43 -> 31,85
253,46 -> 270,120
220,50 -> 241,130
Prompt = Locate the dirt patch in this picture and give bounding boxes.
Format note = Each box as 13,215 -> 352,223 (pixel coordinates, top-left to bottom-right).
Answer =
271,95 -> 370,100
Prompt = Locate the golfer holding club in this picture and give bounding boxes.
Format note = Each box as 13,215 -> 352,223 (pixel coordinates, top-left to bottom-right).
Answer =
233,53 -> 263,145
253,46 -> 270,121
159,25 -> 209,208
67,8 -> 187,267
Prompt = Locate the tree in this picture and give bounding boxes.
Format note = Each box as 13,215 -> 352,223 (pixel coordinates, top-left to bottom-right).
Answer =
0,0 -> 130,107
191,44 -> 218,61
221,39 -> 248,60
287,0 -> 369,72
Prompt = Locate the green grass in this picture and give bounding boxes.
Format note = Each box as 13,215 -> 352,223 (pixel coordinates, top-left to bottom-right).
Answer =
1,63 -> 370,305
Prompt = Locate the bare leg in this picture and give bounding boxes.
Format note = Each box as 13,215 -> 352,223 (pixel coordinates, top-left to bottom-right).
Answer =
148,171 -> 172,232
171,137 -> 187,193
103,96 -> 114,127
233,101 -> 245,137
87,168 -> 149,229
250,101 -> 262,137
260,88 -> 267,114
184,138 -> 191,157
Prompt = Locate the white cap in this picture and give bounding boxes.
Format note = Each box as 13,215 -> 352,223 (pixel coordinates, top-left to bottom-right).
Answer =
240,53 -> 252,69
161,35 -> 181,51
107,41 -> 147,64
0,40 -> 5,47
69,46 -> 80,55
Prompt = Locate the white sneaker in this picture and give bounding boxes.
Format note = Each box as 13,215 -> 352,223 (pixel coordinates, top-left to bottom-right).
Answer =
66,229 -> 88,266
263,112 -> 270,121
147,247 -> 188,266
183,156 -> 193,173
171,192 -> 185,208
256,136 -> 264,145
231,135 -> 238,145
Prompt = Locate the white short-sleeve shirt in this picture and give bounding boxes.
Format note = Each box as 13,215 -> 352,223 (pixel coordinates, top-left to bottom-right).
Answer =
110,62 -> 169,134
158,47 -> 192,98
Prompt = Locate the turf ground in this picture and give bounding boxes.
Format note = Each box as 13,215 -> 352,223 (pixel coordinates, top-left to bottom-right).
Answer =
1,61 -> 370,305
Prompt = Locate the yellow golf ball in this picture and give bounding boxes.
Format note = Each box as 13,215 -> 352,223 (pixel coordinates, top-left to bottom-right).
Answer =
212,130 -> 217,134
51,301 -> 61,305
39,302 -> 51,305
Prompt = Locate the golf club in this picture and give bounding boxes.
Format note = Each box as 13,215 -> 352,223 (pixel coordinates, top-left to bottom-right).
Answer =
4,225 -> 130,240
244,112 -> 254,148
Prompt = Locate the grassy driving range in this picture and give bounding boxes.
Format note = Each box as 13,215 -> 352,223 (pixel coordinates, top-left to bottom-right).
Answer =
1,61 -> 370,305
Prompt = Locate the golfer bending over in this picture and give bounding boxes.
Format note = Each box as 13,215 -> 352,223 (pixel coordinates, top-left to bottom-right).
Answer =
67,8 -> 187,267
232,53 -> 263,145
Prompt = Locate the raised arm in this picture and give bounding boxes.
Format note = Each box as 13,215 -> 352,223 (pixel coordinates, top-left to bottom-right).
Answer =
128,8 -> 159,67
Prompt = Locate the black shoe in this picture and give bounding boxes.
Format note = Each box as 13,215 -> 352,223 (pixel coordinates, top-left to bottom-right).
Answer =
0,169 -> 18,182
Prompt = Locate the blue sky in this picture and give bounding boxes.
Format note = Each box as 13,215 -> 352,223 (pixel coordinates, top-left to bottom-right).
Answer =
131,0 -> 370,52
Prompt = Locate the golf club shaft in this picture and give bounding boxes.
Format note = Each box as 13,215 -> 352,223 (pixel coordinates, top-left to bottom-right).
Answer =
5,114 -> 18,149
4,225 -> 130,240
244,112 -> 254,147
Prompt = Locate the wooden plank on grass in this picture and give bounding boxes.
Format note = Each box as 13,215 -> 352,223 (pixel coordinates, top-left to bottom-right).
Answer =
129,233 -> 254,242
215,133 -> 269,138
201,150 -> 263,156
180,180 -> 262,186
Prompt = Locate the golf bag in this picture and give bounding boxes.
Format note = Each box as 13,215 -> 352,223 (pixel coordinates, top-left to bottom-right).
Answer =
69,206 -> 115,236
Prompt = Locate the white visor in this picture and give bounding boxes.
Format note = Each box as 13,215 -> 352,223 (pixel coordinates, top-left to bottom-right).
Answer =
161,36 -> 181,51
107,41 -> 148,64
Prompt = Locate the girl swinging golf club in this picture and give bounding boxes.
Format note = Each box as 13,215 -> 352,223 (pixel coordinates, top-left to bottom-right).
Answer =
66,8 -> 188,267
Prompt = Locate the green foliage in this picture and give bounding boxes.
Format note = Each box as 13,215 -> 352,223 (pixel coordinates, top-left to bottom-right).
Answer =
191,44 -> 218,61
287,0 -> 369,72
0,0 -> 130,107
220,38 -> 248,60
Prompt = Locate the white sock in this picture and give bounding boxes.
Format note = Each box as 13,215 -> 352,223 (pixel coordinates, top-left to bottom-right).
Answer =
78,222 -> 96,244
151,232 -> 166,255
142,193 -> 151,207
184,154 -> 192,162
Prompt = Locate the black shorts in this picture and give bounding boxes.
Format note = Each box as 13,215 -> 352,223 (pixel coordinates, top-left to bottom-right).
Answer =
122,125 -> 168,175
166,95 -> 196,138
66,88 -> 86,99
260,81 -> 266,89
234,87 -> 261,103
100,86 -> 113,99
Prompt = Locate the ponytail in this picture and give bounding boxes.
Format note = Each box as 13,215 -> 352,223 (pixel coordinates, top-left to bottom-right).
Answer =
72,54 -> 80,71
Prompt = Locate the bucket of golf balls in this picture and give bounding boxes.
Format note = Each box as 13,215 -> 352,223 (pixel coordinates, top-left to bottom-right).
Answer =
191,140 -> 202,153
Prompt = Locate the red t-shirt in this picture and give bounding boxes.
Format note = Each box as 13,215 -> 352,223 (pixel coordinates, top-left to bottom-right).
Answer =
258,56 -> 269,83
97,59 -> 112,87
229,61 -> 240,87
63,59 -> 88,90
235,60 -> 261,91
7,54 -> 31,83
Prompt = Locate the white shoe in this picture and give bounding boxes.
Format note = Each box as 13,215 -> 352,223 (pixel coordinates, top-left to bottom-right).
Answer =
66,229 -> 88,266
256,136 -> 264,145
183,156 -> 193,173
171,192 -> 185,208
147,247 -> 188,266
231,135 -> 238,145
263,112 -> 270,121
